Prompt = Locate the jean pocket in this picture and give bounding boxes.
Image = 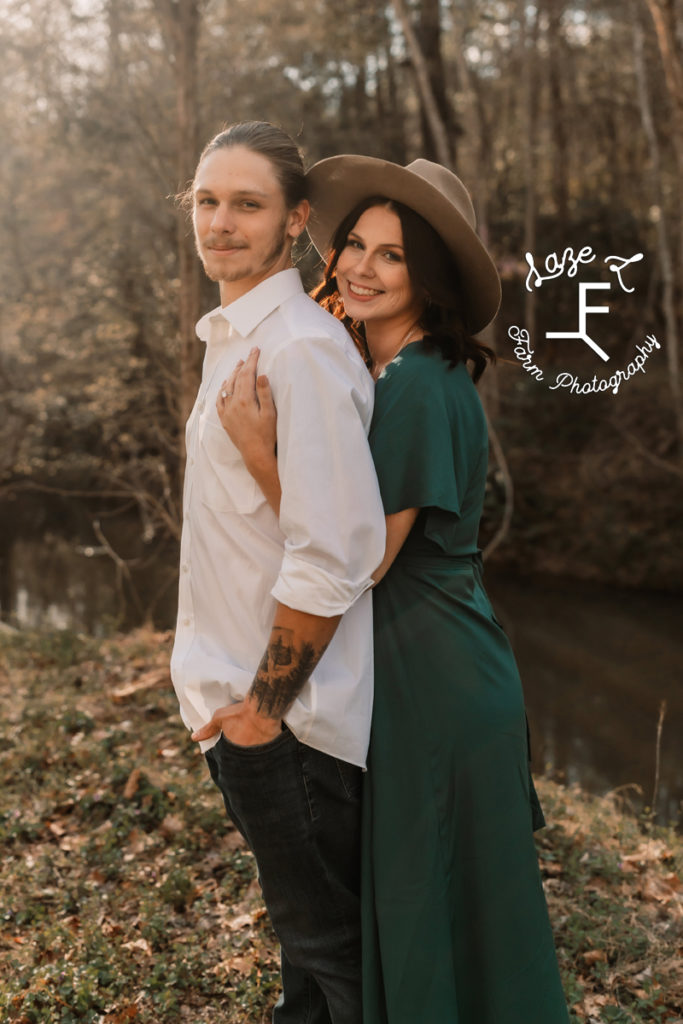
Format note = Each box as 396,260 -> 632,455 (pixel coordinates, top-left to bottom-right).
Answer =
334,757 -> 362,800
218,726 -> 295,758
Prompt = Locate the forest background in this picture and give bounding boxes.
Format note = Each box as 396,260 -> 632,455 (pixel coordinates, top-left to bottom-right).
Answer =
2,3 -> 683,1020
1,0 -> 683,620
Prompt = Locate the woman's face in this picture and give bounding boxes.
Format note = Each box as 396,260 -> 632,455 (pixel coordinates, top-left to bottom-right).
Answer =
335,205 -> 424,328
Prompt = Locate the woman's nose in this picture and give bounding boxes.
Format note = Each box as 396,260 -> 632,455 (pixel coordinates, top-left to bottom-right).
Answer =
354,251 -> 375,277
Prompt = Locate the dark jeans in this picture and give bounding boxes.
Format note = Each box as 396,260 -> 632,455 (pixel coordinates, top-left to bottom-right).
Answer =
205,728 -> 363,1024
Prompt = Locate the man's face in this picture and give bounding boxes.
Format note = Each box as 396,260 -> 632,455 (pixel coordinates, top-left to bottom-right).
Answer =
192,145 -> 308,300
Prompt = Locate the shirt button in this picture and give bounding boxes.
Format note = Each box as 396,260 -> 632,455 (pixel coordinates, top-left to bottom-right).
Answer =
198,400 -> 205,413
182,617 -> 192,627
189,457 -> 195,466
181,564 -> 189,574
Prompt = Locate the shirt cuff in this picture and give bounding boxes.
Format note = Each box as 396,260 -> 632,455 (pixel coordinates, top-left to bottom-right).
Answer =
271,553 -> 374,616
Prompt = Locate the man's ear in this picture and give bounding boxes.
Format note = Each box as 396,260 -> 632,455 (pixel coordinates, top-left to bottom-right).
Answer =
287,199 -> 310,240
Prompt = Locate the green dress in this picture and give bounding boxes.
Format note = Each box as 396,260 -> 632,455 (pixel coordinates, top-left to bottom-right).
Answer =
362,342 -> 569,1024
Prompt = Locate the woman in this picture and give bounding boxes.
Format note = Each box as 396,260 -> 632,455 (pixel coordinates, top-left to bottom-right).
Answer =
216,156 -> 569,1024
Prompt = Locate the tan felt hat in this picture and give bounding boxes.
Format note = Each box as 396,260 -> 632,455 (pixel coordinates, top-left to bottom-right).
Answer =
306,155 -> 501,334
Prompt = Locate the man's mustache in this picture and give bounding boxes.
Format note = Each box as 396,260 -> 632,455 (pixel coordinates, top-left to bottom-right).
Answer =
203,238 -> 248,250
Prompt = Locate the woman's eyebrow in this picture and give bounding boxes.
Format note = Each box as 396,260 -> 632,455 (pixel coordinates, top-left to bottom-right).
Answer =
348,231 -> 404,250
194,187 -> 270,198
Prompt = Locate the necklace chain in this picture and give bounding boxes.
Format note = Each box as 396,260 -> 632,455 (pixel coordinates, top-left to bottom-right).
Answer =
373,324 -> 421,379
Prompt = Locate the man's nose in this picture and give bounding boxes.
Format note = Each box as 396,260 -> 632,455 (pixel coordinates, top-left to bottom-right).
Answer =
211,203 -> 236,233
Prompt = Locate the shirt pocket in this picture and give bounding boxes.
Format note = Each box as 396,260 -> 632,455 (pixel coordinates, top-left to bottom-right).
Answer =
199,417 -> 263,514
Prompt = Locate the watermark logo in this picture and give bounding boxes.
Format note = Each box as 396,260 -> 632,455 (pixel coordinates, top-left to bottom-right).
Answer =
508,245 -> 661,395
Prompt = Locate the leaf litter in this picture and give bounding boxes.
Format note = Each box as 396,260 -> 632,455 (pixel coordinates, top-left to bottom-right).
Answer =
0,627 -> 681,1023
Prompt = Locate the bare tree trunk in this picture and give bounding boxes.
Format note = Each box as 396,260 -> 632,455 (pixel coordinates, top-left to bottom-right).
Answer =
152,0 -> 203,478
391,0 -> 452,167
385,41 -> 407,161
634,15 -> 683,455
642,0 -> 683,395
375,22 -> 407,163
450,4 -> 514,557
519,0 -> 540,351
450,5 -> 499,412
643,0 -> 683,167
482,412 -> 515,562
416,0 -> 457,164
546,0 -> 569,231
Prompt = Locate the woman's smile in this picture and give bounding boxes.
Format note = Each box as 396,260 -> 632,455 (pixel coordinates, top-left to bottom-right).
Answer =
347,281 -> 384,298
336,205 -> 423,328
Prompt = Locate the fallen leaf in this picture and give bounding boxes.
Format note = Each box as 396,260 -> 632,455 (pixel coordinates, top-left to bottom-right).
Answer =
583,993 -> 617,1014
622,840 -> 673,867
160,814 -> 184,838
222,830 -> 247,851
107,1003 -> 139,1022
101,919 -> 123,937
122,938 -> 152,956
582,949 -> 608,965
640,873 -> 681,905
123,768 -> 141,800
157,747 -> 179,758
542,861 -> 563,876
111,668 -> 170,703
228,913 -> 255,932
226,955 -> 253,976
59,833 -> 86,852
244,878 -> 262,901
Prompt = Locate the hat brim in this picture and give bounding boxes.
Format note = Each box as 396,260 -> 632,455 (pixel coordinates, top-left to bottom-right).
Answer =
306,155 -> 501,335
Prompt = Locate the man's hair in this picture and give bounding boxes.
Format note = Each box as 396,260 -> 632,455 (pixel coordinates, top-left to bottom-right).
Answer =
181,121 -> 306,210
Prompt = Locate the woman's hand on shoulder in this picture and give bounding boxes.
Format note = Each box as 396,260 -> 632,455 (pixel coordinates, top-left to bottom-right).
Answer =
216,347 -> 277,473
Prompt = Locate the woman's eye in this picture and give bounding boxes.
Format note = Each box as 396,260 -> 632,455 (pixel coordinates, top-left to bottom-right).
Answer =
346,239 -> 363,250
384,251 -> 401,262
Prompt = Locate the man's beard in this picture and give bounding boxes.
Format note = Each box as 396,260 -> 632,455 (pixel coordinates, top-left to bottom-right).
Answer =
200,219 -> 290,283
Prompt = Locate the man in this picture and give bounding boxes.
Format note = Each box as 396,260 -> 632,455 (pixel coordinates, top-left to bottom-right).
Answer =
170,120 -> 385,1024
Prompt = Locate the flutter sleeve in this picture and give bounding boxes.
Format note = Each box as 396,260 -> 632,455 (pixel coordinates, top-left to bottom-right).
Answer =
369,350 -> 462,517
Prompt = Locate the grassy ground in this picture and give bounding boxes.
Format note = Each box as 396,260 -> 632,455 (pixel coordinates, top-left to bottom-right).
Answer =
0,627 -> 681,1024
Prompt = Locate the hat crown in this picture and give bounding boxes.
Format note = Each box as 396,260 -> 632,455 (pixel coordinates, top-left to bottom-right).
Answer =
305,152 -> 500,333
404,159 -> 477,231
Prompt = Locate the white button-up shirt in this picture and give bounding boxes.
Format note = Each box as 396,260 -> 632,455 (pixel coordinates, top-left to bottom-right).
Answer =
170,268 -> 385,767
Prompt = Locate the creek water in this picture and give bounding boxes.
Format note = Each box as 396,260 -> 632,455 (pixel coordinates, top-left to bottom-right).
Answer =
1,497 -> 681,826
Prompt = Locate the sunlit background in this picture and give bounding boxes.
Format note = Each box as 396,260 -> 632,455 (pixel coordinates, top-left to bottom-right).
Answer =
1,0 -> 682,824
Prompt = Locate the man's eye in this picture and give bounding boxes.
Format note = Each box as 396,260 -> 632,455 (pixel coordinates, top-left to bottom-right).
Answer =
197,198 -> 216,206
242,201 -> 260,210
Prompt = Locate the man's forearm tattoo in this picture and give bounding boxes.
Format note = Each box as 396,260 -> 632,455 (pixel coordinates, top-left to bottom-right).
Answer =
249,627 -> 327,719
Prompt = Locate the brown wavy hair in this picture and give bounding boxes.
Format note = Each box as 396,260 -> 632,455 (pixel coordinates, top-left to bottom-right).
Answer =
312,196 -> 496,382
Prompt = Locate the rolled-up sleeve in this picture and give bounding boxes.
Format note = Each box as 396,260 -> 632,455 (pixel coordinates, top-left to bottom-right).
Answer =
268,335 -> 386,616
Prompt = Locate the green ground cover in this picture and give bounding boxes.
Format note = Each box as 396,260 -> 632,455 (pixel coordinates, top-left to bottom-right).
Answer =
1,628 -> 681,1023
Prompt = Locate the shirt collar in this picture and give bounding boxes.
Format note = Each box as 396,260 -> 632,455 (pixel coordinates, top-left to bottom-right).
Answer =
195,268 -> 304,343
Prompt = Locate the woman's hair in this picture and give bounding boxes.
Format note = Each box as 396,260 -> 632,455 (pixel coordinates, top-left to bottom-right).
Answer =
312,196 -> 496,381
180,121 -> 306,210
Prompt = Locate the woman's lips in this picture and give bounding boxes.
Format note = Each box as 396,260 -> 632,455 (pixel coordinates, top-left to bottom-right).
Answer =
347,281 -> 383,299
